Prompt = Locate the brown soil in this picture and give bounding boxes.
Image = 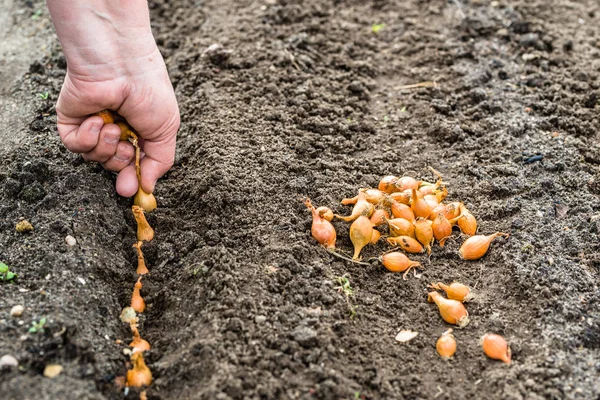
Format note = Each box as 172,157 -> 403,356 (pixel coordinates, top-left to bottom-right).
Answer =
1,0 -> 599,399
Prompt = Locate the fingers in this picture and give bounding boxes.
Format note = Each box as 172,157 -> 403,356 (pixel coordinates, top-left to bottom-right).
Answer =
59,116 -> 104,153
101,141 -> 135,172
115,164 -> 140,197
138,134 -> 176,193
82,123 -> 123,162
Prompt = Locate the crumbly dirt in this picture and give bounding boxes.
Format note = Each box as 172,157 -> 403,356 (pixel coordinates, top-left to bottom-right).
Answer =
1,0 -> 599,399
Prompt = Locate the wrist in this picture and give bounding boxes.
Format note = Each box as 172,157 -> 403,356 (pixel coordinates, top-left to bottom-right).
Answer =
47,0 -> 160,80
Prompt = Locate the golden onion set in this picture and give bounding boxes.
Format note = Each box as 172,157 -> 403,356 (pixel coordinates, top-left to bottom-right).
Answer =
305,170 -> 511,362
95,111 -> 157,392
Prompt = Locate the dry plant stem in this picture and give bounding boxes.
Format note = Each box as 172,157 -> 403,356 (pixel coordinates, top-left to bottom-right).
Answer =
326,248 -> 370,266
395,81 -> 438,90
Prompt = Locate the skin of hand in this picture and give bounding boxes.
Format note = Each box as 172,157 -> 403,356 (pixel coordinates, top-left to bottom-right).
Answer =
47,0 -> 180,197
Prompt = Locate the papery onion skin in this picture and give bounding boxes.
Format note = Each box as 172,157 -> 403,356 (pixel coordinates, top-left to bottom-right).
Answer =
427,291 -> 469,327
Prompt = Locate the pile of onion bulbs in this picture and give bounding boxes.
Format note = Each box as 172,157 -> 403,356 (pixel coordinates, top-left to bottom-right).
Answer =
305,169 -> 511,363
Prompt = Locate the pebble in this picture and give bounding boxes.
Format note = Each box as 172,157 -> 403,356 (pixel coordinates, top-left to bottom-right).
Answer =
10,305 -> 24,317
43,364 -> 63,378
254,315 -> 267,324
291,326 -> 318,347
15,220 -> 34,233
0,355 -> 19,368
65,235 -> 76,246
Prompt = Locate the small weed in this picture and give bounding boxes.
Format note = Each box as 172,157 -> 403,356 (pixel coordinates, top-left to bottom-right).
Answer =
400,106 -> 407,112
371,23 -> 385,34
31,9 -> 42,20
0,262 -> 17,281
29,317 -> 47,334
335,275 -> 357,319
383,115 -> 389,122
37,92 -> 49,100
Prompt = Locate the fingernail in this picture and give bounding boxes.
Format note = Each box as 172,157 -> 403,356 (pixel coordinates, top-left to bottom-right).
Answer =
104,132 -> 120,144
113,150 -> 130,162
90,122 -> 102,135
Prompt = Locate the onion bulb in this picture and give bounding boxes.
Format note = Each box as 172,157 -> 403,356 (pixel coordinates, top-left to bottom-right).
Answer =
130,324 -> 151,353
427,291 -> 469,327
316,206 -> 334,222
126,352 -> 152,387
132,241 -> 149,275
131,277 -> 146,313
387,218 -> 415,237
455,203 -> 477,236
436,329 -> 457,359
386,236 -> 424,253
95,109 -> 115,124
413,218 -> 434,255
397,176 -> 419,191
378,175 -> 399,193
342,189 -> 385,205
459,232 -> 509,260
389,200 -> 415,221
350,215 -> 374,260
380,252 -> 422,279
132,206 -> 154,242
432,213 -> 452,247
411,189 -> 432,219
370,229 -> 381,244
482,333 -> 511,364
430,282 -> 472,302
370,209 -> 389,227
134,188 -> 157,212
336,191 -> 374,222
388,190 -> 411,205
445,202 -> 461,221
117,122 -> 137,141
304,199 -> 336,249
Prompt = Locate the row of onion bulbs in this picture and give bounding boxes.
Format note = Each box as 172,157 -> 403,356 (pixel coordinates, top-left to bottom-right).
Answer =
305,171 -> 511,363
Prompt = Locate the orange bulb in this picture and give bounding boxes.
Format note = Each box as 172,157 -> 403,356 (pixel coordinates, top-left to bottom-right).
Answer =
378,175 -> 399,193
304,199 -> 336,249
411,189 -> 433,219
336,191 -> 374,222
131,277 -> 146,313
316,206 -> 334,222
413,218 -> 433,255
436,329 -> 457,359
350,215 -> 373,260
427,291 -> 469,327
459,232 -> 509,260
132,241 -> 149,275
432,213 -> 452,247
380,252 -> 422,279
430,282 -> 472,302
370,209 -> 390,227
387,218 -> 415,237
386,236 -> 424,253
132,206 -> 154,242
482,333 -> 511,364
126,352 -> 152,387
370,229 -> 381,244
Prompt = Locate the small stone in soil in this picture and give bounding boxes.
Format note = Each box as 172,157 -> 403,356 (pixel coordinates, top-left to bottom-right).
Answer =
291,326 -> 318,347
10,305 -> 24,317
43,364 -> 63,378
254,315 -> 267,324
15,220 -> 34,233
0,355 -> 19,368
65,235 -> 76,246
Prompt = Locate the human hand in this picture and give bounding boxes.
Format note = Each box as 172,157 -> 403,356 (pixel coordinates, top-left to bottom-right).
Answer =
48,0 -> 180,197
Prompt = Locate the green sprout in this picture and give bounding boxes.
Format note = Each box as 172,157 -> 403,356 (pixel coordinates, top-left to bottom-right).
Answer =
29,318 -> 47,334
31,9 -> 42,20
371,23 -> 386,34
0,262 -> 17,281
335,275 -> 357,319
37,92 -> 49,100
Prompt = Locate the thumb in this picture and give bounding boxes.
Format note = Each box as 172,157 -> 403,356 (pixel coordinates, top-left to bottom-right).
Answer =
138,129 -> 177,193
